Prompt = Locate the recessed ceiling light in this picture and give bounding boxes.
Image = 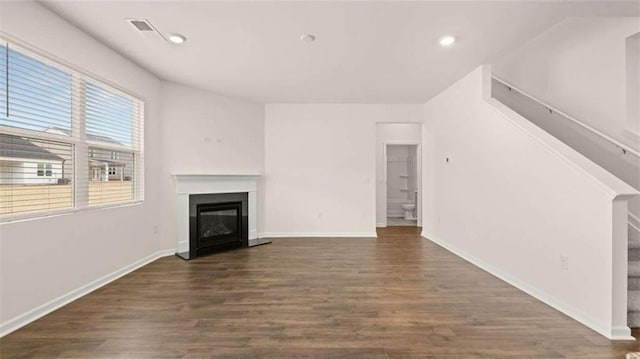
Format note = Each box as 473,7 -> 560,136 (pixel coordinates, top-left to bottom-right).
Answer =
439,35 -> 456,47
168,34 -> 186,44
300,34 -> 316,43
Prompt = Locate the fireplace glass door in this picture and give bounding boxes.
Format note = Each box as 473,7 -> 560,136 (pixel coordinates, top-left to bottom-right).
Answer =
196,202 -> 242,252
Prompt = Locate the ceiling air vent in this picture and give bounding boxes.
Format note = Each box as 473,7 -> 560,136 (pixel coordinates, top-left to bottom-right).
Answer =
126,18 -> 167,41
127,18 -> 155,32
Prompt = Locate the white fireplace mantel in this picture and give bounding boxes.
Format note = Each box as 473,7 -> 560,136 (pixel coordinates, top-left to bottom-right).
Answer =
172,174 -> 261,253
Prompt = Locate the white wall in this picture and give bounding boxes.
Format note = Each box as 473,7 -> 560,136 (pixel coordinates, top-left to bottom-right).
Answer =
422,66 -> 637,339
627,33 -> 640,135
160,82 -> 265,175
0,1 -> 170,335
493,17 -> 640,151
263,105 -> 422,237
386,145 -> 412,201
375,123 -> 421,226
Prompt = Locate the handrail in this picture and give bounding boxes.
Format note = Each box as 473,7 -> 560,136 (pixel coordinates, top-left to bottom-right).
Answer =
492,76 -> 640,159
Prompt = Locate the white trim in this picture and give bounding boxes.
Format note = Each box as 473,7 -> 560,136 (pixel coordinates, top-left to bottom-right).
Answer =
611,327 -> 636,341
259,232 -> 378,238
376,222 -> 387,228
421,231 -> 635,341
0,248 -> 175,338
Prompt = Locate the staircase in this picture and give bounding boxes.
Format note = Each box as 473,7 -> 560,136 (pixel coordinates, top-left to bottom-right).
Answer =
491,76 -> 640,328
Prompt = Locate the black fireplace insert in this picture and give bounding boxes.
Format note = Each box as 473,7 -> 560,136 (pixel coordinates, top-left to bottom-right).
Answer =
178,192 -> 249,260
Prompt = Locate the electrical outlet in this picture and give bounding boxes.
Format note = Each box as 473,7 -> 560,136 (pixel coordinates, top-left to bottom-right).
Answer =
317,212 -> 323,219
560,254 -> 569,271
153,224 -> 158,234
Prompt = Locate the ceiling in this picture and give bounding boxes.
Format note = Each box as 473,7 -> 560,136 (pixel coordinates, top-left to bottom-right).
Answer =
39,1 -> 639,103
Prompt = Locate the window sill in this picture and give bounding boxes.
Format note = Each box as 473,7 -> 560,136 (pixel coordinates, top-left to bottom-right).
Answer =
0,200 -> 144,225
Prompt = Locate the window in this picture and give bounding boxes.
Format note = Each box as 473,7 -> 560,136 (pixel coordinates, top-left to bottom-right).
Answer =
35,163 -> 52,177
0,39 -> 144,220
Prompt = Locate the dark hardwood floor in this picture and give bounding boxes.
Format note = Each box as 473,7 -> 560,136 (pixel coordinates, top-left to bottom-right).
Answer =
2,227 -> 639,358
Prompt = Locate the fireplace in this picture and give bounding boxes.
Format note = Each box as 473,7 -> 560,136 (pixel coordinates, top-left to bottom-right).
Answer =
179,192 -> 249,260
173,174 -> 268,260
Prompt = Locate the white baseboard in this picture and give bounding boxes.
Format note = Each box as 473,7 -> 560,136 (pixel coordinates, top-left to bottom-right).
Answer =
611,326 -> 636,340
0,248 -> 176,338
603,327 -> 636,340
376,222 -> 387,228
259,232 -> 378,238
421,231 -> 634,341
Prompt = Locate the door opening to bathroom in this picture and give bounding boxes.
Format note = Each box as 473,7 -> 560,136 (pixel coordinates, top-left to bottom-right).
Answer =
385,144 -> 419,227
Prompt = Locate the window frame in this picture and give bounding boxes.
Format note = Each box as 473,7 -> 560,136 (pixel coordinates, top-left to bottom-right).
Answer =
0,36 -> 145,223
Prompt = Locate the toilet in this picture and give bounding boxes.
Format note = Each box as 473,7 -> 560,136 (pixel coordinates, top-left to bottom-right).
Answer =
401,203 -> 416,220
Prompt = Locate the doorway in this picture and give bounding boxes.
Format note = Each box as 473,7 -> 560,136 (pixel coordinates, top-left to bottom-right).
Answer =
375,123 -> 422,228
385,144 -> 419,226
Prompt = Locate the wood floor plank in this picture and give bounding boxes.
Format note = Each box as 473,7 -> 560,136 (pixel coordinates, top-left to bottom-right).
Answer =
1,226 -> 639,358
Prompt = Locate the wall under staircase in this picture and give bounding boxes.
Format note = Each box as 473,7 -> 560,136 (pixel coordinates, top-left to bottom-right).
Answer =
422,65 -> 638,340
492,77 -> 640,329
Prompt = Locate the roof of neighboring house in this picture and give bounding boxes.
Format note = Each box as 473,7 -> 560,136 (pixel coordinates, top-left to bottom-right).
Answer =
0,133 -> 64,162
43,126 -> 124,146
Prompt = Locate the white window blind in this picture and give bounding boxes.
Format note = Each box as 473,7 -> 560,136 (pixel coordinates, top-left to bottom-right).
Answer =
80,81 -> 144,207
0,45 -> 6,119
1,43 -> 73,134
0,39 -> 144,221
